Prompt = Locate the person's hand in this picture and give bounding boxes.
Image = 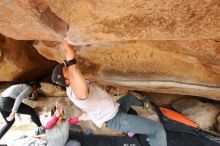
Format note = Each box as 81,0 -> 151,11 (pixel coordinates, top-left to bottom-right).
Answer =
79,113 -> 90,121
61,39 -> 76,60
6,112 -> 15,121
55,101 -> 63,117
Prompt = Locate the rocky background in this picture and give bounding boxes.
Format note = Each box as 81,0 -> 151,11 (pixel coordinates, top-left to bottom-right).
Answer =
0,0 -> 220,143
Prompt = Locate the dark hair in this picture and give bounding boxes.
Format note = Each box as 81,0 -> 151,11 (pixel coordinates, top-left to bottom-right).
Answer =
28,81 -> 41,88
51,106 -> 56,117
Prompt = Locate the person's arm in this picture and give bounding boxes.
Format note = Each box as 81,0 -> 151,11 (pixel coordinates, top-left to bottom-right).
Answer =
69,117 -> 79,125
46,114 -> 59,129
69,112 -> 91,125
46,101 -> 63,129
12,85 -> 32,113
61,40 -> 88,99
7,85 -> 32,121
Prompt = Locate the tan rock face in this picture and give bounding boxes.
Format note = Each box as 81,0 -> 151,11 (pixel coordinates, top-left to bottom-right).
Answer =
78,40 -> 220,83
78,40 -> 220,100
33,39 -> 220,100
0,34 -> 56,81
48,0 -> 220,45
40,82 -> 67,97
1,0 -> 220,138
0,0 -> 220,101
1,0 -> 219,43
33,40 -> 63,62
0,0 -> 68,41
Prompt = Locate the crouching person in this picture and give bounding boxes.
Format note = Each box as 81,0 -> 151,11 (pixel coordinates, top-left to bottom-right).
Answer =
0,82 -> 45,139
46,99 -> 89,146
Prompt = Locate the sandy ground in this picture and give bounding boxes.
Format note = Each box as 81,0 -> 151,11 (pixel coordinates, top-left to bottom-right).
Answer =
0,114 -> 48,144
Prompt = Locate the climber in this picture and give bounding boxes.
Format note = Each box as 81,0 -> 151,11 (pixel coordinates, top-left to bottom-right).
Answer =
51,40 -> 167,146
0,82 -> 45,139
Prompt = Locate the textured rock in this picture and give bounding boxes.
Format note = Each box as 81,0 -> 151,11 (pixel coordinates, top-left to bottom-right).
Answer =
172,98 -> 220,131
0,0 -> 67,41
40,82 -> 67,97
0,34 -> 56,81
1,0 -> 220,139
79,40 -> 220,101
147,93 -> 186,107
48,0 -> 220,45
0,0 -> 220,101
1,0 -> 219,43
33,40 -> 63,62
34,39 -> 220,100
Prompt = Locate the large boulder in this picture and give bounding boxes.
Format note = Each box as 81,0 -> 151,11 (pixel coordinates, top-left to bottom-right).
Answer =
0,0 -> 67,41
0,34 -> 56,81
33,40 -> 63,62
48,0 -> 220,45
172,98 -> 220,131
34,39 -> 220,100
1,0 -> 220,101
1,0 -> 219,43
40,82 -> 67,97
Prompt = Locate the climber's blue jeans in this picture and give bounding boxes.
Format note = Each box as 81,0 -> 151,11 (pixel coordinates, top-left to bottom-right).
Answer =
106,93 -> 167,146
